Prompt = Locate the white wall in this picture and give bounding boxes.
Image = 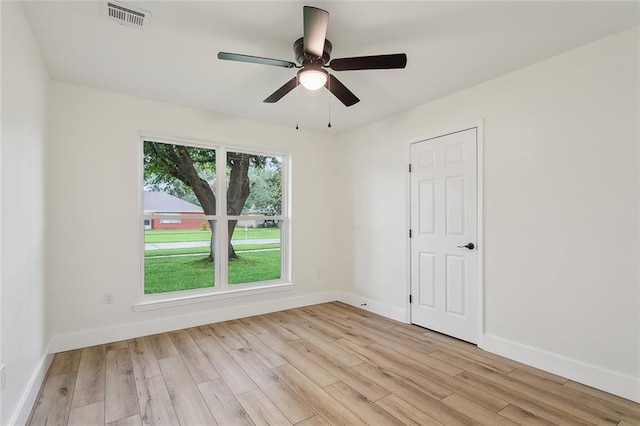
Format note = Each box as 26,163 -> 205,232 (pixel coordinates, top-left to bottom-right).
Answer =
46,82 -> 343,350
337,27 -> 640,401
1,3 -> 51,424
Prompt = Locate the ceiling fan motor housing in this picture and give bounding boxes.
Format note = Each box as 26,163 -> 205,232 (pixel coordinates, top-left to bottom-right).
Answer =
294,37 -> 332,65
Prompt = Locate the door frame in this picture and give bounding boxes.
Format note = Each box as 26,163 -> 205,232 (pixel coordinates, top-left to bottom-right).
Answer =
407,120 -> 485,345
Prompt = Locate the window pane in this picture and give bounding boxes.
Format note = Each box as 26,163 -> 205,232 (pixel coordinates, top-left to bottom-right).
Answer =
228,220 -> 282,285
143,141 -> 217,216
226,151 -> 282,216
144,219 -> 216,293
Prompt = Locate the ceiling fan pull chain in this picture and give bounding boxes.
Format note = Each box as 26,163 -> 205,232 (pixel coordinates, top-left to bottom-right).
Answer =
327,76 -> 332,128
296,75 -> 300,130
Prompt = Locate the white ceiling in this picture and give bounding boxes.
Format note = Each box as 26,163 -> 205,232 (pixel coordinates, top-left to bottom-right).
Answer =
23,1 -> 639,134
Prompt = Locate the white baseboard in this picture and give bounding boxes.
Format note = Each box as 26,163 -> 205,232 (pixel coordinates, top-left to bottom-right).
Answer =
481,334 -> 640,403
50,291 -> 338,353
335,291 -> 409,323
9,343 -> 53,426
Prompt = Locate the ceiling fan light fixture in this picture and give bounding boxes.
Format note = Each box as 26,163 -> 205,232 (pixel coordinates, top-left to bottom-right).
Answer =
298,68 -> 328,91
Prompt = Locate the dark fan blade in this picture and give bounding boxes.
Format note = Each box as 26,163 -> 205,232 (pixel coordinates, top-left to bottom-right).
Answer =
326,74 -> 359,107
218,52 -> 296,68
303,6 -> 329,58
264,77 -> 299,103
328,53 -> 407,71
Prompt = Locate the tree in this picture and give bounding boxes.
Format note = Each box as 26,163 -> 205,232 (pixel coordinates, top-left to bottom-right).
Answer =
244,158 -> 282,215
143,142 -> 254,260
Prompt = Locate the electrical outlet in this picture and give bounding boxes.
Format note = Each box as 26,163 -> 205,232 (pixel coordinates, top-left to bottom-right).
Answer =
104,292 -> 114,304
1,364 -> 6,391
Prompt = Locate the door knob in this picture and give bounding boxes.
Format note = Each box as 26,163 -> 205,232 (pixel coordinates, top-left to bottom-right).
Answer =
457,243 -> 475,250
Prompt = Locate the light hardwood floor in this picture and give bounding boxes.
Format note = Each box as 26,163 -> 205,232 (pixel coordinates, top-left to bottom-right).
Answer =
28,302 -> 640,425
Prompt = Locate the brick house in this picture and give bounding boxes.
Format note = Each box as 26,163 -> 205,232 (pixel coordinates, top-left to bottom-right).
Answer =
143,191 -> 207,230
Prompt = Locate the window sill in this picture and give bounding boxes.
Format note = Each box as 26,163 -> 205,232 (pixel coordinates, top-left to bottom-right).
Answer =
132,282 -> 294,312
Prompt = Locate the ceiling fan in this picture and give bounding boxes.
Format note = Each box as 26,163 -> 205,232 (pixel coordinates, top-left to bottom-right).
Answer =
218,6 -> 407,107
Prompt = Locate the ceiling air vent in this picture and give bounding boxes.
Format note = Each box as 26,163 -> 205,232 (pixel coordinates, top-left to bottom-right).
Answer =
105,1 -> 151,29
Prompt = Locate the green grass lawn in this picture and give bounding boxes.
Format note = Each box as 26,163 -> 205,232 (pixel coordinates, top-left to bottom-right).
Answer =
144,250 -> 281,293
145,227 -> 280,243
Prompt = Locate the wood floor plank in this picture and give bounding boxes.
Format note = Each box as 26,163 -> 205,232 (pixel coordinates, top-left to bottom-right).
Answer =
563,380 -> 640,416
342,340 -> 459,397
272,363 -> 366,425
253,314 -> 300,341
353,360 -> 452,401
291,339 -> 390,401
257,332 -> 338,387
331,301 -> 400,329
318,310 -> 456,373
360,330 -> 464,376
271,314 -> 364,366
430,350 -> 504,376
208,322 -> 245,351
49,350 -> 82,376
442,393 -> 518,426
297,306 -> 375,346
233,315 -> 270,335
397,325 -> 563,384
509,369 -> 640,424
341,338 -> 509,412
129,337 -> 161,381
28,372 -> 76,426
148,333 -> 179,360
105,347 -> 139,423
71,344 -> 105,408
323,380 -> 404,425
236,389 -> 292,426
106,414 -> 141,426
225,320 -> 287,368
429,348 -> 514,376
186,325 -> 211,340
195,335 -> 258,395
198,378 -> 254,425
169,329 -> 219,384
288,309 -> 346,341
158,356 -> 216,425
349,362 -> 481,425
455,369 -> 600,426
460,367 -> 620,425
497,404 -> 556,425
229,347 -> 316,423
135,375 -> 179,425
105,340 -> 129,352
68,400 -> 104,425
295,415 -> 330,425
375,393 -> 444,426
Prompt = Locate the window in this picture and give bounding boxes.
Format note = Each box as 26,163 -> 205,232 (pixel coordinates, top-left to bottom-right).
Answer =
159,218 -> 181,224
141,139 -> 287,301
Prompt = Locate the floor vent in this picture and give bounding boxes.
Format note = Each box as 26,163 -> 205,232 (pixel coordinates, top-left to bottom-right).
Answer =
105,1 -> 151,29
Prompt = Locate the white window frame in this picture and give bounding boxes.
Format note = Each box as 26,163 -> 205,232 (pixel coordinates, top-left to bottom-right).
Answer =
135,135 -> 291,312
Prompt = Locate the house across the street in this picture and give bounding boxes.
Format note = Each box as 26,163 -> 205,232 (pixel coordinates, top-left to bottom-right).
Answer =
143,191 -> 269,229
143,191 -> 206,230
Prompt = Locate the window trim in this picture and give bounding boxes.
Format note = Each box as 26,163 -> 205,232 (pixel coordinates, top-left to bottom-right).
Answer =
138,134 -> 291,309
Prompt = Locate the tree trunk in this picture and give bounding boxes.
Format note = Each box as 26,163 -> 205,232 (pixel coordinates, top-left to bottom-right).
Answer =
227,220 -> 238,259
227,153 -> 252,260
208,219 -> 216,262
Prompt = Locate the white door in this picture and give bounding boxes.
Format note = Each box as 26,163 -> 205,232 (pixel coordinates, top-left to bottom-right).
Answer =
410,128 -> 479,344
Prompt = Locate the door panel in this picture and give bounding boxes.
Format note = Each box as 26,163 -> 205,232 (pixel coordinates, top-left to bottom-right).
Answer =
418,252 -> 436,308
410,128 -> 478,343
